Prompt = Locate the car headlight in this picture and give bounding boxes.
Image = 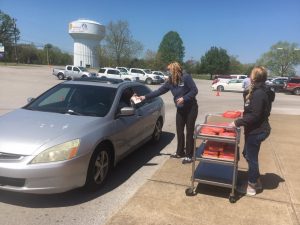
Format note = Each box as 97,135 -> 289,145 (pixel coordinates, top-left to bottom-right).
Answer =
30,139 -> 80,164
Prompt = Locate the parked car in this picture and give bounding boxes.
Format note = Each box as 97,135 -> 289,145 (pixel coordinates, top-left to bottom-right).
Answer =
212,74 -> 247,85
116,67 -> 130,74
98,67 -> 139,81
129,68 -> 162,85
265,77 -> 288,92
284,77 -> 300,95
152,71 -> 169,82
52,65 -> 97,80
212,79 -> 244,92
0,78 -> 165,194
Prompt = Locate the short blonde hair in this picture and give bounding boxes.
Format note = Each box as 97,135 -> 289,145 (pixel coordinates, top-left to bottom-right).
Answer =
167,62 -> 183,85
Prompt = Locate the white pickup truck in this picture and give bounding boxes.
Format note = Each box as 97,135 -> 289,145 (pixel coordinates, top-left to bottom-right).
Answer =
52,65 -> 97,80
98,67 -> 139,81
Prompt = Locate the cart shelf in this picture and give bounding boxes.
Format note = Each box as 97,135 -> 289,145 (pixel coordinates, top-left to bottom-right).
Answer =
186,113 -> 241,203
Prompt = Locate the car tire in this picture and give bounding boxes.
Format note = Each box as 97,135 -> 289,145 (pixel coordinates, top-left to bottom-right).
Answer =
124,78 -> 130,81
85,144 -> 112,191
293,88 -> 300,95
82,75 -> 88,78
57,73 -> 64,80
217,85 -> 224,92
152,119 -> 163,143
146,78 -> 152,85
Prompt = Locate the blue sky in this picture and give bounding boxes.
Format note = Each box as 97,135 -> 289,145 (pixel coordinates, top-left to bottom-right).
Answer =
1,0 -> 300,64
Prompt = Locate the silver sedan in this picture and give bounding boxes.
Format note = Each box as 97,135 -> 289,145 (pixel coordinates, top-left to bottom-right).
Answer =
0,78 -> 165,194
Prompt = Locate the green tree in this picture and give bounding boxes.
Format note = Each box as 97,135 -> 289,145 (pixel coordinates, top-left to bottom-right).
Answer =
18,44 -> 38,64
104,20 -> 143,65
183,59 -> 199,74
228,56 -> 244,74
199,47 -> 230,79
257,41 -> 300,77
0,10 -> 20,61
228,56 -> 255,75
157,31 -> 185,65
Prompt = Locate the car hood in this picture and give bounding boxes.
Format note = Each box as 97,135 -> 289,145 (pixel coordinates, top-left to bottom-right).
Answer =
0,109 -> 101,155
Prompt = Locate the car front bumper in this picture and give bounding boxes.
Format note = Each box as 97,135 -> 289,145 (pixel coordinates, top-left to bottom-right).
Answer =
0,153 -> 90,194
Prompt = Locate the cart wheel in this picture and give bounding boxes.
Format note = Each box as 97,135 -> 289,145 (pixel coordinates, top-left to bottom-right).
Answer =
229,195 -> 236,203
185,187 -> 196,196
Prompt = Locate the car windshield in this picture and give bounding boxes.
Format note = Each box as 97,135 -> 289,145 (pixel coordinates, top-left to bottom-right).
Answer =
78,67 -> 88,72
118,68 -> 127,72
24,84 -> 116,117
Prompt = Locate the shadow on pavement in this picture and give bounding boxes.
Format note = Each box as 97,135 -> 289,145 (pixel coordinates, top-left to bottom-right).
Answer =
192,170 -> 285,202
0,131 -> 175,208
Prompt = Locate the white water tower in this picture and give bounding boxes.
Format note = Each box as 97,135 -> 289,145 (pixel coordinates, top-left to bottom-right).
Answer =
69,19 -> 105,68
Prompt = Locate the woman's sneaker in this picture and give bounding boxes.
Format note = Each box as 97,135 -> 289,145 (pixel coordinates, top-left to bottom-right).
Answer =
182,157 -> 192,164
256,178 -> 263,190
170,153 -> 185,158
237,182 -> 257,196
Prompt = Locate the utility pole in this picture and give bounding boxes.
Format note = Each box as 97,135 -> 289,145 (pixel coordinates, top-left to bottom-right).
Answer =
46,46 -> 49,65
13,18 -> 18,64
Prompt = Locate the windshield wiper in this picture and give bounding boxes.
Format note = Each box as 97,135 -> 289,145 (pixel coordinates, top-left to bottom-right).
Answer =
66,109 -> 83,116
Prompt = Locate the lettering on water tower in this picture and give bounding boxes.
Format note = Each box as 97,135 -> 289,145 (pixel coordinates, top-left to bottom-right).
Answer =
69,23 -> 88,33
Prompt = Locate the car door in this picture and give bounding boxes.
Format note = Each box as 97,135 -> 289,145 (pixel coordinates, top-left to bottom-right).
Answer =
107,69 -> 122,79
72,67 -> 81,78
131,69 -> 145,81
65,65 -> 73,78
227,79 -> 243,91
112,87 -> 145,156
132,85 -> 159,140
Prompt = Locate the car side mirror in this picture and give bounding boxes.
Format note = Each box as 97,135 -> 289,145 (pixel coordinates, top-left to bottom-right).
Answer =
119,107 -> 135,116
27,97 -> 35,103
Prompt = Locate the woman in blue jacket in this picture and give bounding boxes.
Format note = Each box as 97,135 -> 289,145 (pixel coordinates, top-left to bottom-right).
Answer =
139,62 -> 198,164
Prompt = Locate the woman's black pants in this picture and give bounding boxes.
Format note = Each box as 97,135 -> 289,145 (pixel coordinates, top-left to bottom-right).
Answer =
176,102 -> 198,158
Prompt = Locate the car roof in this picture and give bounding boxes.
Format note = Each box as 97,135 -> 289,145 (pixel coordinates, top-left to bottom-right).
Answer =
101,67 -> 119,70
66,78 -> 142,89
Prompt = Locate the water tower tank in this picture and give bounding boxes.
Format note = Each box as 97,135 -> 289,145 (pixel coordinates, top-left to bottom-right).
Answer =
69,19 -> 105,68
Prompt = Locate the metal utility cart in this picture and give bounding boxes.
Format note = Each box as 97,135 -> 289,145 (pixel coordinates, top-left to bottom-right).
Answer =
185,113 -> 241,203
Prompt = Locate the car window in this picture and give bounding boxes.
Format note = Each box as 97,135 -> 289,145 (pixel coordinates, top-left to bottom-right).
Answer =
131,85 -> 153,107
132,69 -> 144,75
290,78 -> 300,83
25,84 -> 117,117
39,87 -> 70,106
73,67 -> 80,72
117,87 -> 135,112
108,69 -> 120,75
99,68 -> 106,73
67,66 -> 72,70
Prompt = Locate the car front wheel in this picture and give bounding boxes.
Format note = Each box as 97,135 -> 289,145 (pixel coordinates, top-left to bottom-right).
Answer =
146,78 -> 152,85
293,88 -> 300,95
85,144 -> 111,190
57,73 -> 64,80
152,119 -> 163,143
217,85 -> 224,92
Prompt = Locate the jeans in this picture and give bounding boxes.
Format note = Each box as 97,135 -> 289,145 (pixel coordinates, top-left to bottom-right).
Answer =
243,131 -> 269,183
176,101 -> 198,158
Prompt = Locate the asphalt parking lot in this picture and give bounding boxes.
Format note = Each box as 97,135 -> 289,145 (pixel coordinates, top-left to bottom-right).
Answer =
0,65 -> 299,225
